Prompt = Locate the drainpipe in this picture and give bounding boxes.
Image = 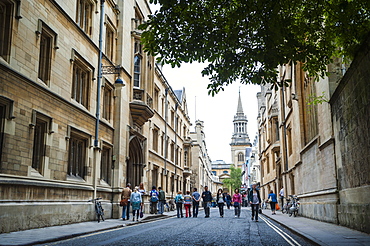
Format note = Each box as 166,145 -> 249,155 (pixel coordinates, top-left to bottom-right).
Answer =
93,0 -> 105,199
281,84 -> 289,195
164,88 -> 169,194
174,103 -> 178,191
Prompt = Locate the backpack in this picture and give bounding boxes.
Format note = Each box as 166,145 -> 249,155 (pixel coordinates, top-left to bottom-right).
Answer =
175,195 -> 184,204
158,190 -> 166,201
150,191 -> 159,202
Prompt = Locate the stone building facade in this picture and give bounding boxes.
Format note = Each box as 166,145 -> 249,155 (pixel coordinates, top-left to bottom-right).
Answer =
0,0 -> 192,233
257,63 -> 338,223
257,38 -> 370,233
190,120 -> 222,195
329,37 -> 370,233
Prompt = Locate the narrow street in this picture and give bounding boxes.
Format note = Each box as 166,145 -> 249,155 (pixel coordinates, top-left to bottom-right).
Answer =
42,208 -> 315,246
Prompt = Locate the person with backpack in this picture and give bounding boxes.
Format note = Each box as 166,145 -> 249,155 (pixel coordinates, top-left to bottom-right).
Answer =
175,191 -> 184,218
158,187 -> 166,215
192,187 -> 201,218
225,191 -> 232,209
121,183 -> 132,220
232,188 -> 242,218
149,186 -> 159,214
130,186 -> 142,221
183,191 -> 192,218
202,186 -> 212,218
216,188 -> 226,217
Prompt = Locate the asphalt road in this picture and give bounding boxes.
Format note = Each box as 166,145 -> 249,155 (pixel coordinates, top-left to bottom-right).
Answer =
42,208 -> 315,246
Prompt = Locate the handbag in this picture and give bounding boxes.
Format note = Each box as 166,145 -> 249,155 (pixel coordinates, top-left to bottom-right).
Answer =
120,198 -> 128,207
140,211 -> 144,218
276,203 -> 280,210
233,202 -> 240,207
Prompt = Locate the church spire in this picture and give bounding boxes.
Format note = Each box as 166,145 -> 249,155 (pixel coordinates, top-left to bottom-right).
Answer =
237,89 -> 244,115
230,90 -> 251,146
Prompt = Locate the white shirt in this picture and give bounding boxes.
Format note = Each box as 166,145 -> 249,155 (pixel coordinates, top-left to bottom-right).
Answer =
279,188 -> 284,197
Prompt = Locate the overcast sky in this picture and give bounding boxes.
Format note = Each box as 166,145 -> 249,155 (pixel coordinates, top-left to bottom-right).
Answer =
148,4 -> 260,163
161,63 -> 260,163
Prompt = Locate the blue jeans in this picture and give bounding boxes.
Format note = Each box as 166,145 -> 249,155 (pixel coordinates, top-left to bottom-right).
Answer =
192,201 -> 199,217
122,202 -> 130,219
176,203 -> 183,218
234,204 -> 241,217
158,201 -> 165,214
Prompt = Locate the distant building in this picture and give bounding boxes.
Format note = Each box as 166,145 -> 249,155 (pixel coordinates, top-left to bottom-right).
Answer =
190,120 -> 222,194
212,91 -> 260,191
211,160 -> 231,183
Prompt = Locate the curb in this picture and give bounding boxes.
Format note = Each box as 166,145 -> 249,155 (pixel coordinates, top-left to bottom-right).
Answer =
261,212 -> 321,246
6,214 -> 177,246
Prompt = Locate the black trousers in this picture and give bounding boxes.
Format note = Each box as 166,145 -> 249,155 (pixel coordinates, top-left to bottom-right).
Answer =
218,203 -> 224,216
203,202 -> 210,217
251,204 -> 260,220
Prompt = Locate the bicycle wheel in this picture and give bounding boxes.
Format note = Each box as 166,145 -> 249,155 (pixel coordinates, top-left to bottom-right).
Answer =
97,203 -> 105,222
100,212 -> 105,221
95,204 -> 102,222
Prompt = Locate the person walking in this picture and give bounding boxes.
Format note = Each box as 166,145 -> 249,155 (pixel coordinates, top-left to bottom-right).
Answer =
175,191 -> 184,218
183,191 -> 192,218
138,182 -> 146,217
248,184 -> 262,222
149,186 -> 159,214
158,187 -> 166,215
192,187 -> 201,217
268,190 -> 278,215
216,188 -> 226,217
225,192 -> 232,209
130,186 -> 142,221
279,187 -> 284,208
202,186 -> 212,218
121,183 -> 132,220
232,188 -> 242,218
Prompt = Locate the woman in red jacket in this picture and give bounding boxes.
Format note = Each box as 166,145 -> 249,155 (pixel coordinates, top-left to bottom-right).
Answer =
232,188 -> 242,218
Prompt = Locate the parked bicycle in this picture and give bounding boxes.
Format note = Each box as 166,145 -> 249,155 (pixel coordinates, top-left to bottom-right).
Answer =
288,195 -> 300,217
89,197 -> 105,222
281,197 -> 292,214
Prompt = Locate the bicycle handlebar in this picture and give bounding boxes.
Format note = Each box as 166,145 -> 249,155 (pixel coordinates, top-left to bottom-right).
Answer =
88,197 -> 102,202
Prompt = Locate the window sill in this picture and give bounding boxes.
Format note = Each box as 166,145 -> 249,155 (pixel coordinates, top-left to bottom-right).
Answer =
66,175 -> 86,183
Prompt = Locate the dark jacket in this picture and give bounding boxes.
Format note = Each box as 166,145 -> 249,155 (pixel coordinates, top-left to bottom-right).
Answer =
158,190 -> 166,201
248,189 -> 262,204
202,190 -> 212,202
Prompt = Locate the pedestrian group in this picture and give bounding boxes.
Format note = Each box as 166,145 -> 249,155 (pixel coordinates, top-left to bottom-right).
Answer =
120,183 -> 264,221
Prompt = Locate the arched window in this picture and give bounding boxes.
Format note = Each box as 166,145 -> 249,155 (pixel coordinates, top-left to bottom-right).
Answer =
133,55 -> 141,87
238,152 -> 244,162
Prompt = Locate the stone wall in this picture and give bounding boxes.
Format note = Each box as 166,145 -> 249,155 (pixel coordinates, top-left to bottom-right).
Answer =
330,36 -> 370,233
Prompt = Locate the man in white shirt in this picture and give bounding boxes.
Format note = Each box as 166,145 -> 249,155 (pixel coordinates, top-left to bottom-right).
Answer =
279,187 -> 284,207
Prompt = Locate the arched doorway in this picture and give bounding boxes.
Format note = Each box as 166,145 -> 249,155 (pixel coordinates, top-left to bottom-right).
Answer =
127,136 -> 144,186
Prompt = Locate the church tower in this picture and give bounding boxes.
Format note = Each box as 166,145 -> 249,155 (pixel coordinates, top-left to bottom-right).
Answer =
230,91 -> 252,169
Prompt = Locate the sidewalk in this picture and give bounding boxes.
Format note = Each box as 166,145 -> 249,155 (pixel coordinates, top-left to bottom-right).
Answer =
0,210 -> 178,246
261,209 -> 370,246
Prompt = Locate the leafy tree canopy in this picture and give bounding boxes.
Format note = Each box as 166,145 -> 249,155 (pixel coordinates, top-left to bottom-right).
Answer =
140,0 -> 370,95
222,166 -> 242,191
